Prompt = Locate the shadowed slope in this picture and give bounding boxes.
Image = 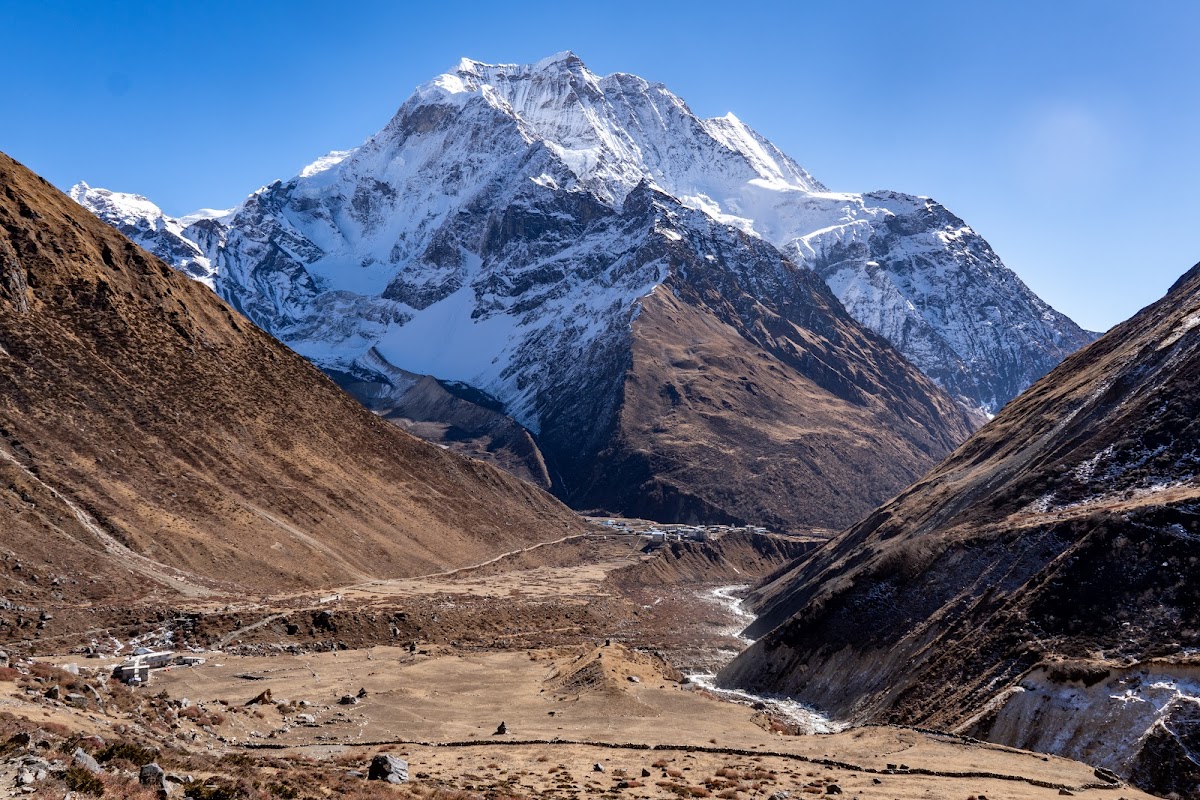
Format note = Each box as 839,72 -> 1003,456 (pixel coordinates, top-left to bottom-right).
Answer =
720,260 -> 1200,796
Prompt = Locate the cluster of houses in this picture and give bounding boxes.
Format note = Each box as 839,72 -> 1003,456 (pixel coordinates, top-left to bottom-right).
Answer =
112,649 -> 205,686
598,519 -> 769,546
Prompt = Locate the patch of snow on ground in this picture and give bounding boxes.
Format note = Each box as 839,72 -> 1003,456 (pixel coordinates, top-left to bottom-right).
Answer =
1160,310 -> 1200,350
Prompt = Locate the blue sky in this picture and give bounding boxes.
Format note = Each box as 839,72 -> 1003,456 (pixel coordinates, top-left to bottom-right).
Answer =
4,0 -> 1198,331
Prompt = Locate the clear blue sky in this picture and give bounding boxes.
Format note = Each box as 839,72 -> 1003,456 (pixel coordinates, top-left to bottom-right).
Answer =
4,0 -> 1198,331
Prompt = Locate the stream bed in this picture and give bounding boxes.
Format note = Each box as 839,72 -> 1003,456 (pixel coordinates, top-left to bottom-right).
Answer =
686,584 -> 845,734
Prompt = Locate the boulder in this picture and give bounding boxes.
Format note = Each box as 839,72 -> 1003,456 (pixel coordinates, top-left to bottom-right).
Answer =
368,753 -> 408,784
72,748 -> 101,774
140,762 -> 169,792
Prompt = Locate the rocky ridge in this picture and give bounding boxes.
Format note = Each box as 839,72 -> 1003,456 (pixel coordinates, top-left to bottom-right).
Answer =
719,260 -> 1200,797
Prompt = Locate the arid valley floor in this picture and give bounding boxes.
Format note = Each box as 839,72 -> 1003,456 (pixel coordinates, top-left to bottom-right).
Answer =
0,525 -> 1154,799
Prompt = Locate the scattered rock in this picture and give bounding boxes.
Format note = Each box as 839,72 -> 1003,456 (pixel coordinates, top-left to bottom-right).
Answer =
494,721 -> 507,735
593,763 -> 605,772
1059,791 -> 1074,796
65,693 -> 87,708
368,753 -> 408,784
140,762 -> 168,791
356,687 -> 368,698
72,748 -> 101,774
43,686 -> 59,701
294,714 -> 316,725
627,675 -> 641,683
824,785 -> 842,795
872,778 -> 882,785
641,768 -> 651,778
338,695 -> 358,706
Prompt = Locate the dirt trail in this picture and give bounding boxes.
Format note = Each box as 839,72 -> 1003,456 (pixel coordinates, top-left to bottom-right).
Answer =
339,532 -> 598,593
214,613 -> 290,649
238,736 -> 1124,794
0,446 -> 217,598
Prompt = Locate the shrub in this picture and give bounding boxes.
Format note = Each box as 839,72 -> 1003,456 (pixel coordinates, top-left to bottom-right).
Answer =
98,741 -> 157,766
65,765 -> 106,796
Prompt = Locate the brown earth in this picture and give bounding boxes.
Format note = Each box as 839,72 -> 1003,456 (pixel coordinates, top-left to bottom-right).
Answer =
0,151 -> 585,612
721,260 -> 1200,797
568,267 -> 983,530
607,532 -> 821,589
0,542 -> 1152,800
0,528 -> 1156,800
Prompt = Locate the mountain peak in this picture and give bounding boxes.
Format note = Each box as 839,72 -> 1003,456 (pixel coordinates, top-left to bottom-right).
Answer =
69,182 -> 167,227
82,54 -> 1094,432
532,50 -> 585,70
452,50 -> 591,81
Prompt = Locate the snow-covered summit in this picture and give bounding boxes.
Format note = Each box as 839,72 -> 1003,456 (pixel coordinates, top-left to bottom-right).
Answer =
69,182 -> 222,288
77,52 -> 1095,416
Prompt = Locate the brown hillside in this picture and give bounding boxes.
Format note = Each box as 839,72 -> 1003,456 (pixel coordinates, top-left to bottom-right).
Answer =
720,260 -> 1200,796
0,152 -> 583,605
569,244 -> 981,530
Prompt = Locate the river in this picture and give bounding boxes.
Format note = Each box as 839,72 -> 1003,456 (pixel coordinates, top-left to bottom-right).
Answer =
687,584 -> 845,734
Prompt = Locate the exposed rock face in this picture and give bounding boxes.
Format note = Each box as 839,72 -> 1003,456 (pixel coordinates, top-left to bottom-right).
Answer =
0,151 -> 584,604
720,261 -> 1200,796
73,53 -> 1093,525
800,193 -> 1099,413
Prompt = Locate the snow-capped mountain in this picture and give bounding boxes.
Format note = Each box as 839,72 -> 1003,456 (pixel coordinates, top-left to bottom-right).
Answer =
72,52 -> 1090,526
68,182 -> 227,288
73,52 -> 1093,417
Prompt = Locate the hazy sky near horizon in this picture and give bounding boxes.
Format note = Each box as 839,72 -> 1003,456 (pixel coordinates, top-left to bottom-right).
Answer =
4,0 -> 1199,332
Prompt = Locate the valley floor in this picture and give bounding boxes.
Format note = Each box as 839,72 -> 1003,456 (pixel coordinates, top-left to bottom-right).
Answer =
0,528 -> 1155,799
